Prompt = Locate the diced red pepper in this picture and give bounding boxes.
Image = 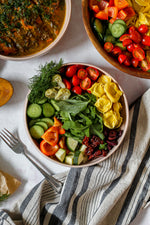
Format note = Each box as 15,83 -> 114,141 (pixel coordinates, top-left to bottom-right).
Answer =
108,6 -> 118,19
117,9 -> 127,20
114,0 -> 129,10
40,140 -> 59,156
95,7 -> 108,20
123,7 -> 136,20
99,0 -> 109,10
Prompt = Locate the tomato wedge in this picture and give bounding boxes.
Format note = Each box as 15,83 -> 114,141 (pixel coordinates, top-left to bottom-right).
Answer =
40,140 -> 59,156
77,68 -> 88,80
114,0 -> 129,10
86,66 -> 100,80
80,77 -> 92,90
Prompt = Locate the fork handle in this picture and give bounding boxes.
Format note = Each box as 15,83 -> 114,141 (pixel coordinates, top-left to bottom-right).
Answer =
24,153 -> 63,193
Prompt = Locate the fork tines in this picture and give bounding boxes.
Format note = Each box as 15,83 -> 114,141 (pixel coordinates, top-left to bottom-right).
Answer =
0,128 -> 18,148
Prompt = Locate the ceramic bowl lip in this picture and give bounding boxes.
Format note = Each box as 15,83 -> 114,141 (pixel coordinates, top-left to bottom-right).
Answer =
82,0 -> 150,79
24,62 -> 129,168
0,0 -> 71,61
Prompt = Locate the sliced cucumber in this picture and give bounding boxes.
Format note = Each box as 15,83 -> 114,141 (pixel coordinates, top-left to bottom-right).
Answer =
30,125 -> 44,139
66,137 -> 79,152
113,19 -> 127,27
37,97 -> 47,104
42,103 -> 55,117
65,153 -> 74,165
51,99 -> 60,111
27,103 -> 42,119
111,23 -> 126,38
40,118 -> 53,127
29,119 -> 39,127
35,121 -> 48,131
73,151 -> 84,165
55,148 -> 66,162
93,18 -> 103,40
104,35 -> 116,43
108,22 -> 113,32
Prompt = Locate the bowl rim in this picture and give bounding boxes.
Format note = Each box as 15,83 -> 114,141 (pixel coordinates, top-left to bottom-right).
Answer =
82,0 -> 150,79
0,0 -> 71,61
24,62 -> 129,168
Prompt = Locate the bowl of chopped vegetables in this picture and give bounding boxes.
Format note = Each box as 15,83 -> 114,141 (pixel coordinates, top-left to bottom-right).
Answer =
82,0 -> 150,79
0,0 -> 71,60
24,59 -> 129,167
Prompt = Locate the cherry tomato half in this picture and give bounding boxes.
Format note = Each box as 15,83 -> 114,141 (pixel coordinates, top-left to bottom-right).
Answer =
130,31 -> 142,44
138,24 -> 148,34
118,54 -> 127,64
63,79 -> 71,90
80,77 -> 92,90
112,46 -> 122,55
140,59 -> 150,71
72,86 -> 82,95
86,67 -> 99,81
142,35 -> 150,47
128,26 -> 137,34
131,58 -> 139,68
65,65 -> 77,77
122,39 -> 132,47
104,42 -> 114,52
77,68 -> 88,80
119,33 -> 130,42
72,75 -> 80,86
132,47 -> 145,61
127,43 -> 134,52
124,57 -> 131,66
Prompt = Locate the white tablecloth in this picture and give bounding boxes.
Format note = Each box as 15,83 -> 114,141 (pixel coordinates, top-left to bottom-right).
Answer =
0,1 -> 150,224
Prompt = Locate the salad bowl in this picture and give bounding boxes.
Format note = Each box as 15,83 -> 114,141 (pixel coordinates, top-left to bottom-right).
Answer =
82,0 -> 150,79
24,61 -> 129,168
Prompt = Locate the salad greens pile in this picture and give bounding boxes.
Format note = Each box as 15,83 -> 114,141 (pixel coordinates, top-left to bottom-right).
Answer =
53,93 -> 105,142
28,59 -> 63,103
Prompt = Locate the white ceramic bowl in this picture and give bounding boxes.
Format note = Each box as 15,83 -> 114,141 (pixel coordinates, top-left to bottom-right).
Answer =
24,62 -> 129,168
0,0 -> 71,61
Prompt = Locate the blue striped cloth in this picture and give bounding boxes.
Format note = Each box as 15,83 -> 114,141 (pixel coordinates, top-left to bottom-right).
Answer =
0,89 -> 150,225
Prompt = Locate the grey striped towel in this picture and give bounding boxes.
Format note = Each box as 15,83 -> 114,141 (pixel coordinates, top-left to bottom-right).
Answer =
0,88 -> 150,225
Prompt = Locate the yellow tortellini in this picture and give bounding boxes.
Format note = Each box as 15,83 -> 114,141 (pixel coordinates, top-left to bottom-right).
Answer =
89,74 -> 123,129
95,94 -> 112,113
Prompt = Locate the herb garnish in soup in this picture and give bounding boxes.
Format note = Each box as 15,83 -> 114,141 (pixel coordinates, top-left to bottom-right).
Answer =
0,0 -> 66,56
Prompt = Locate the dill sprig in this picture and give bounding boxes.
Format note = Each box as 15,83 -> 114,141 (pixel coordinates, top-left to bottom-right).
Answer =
0,193 -> 10,202
28,59 -> 63,103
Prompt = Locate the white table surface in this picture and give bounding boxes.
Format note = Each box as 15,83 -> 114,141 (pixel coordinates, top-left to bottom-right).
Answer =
0,1 -> 150,224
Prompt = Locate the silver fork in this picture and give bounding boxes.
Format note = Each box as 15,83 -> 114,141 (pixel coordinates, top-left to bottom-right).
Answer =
0,128 -> 63,193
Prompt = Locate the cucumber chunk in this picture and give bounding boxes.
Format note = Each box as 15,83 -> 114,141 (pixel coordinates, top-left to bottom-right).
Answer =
79,144 -> 87,152
40,118 -> 54,127
37,97 -> 47,104
111,23 -> 126,38
66,137 -> 79,151
27,103 -> 42,119
30,125 -> 44,139
51,99 -> 60,111
55,148 -> 66,162
65,153 -> 74,165
42,103 -> 55,117
35,121 -> 48,131
73,151 -> 84,165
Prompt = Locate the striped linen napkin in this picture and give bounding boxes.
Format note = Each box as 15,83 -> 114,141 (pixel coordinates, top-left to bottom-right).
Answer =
0,88 -> 150,225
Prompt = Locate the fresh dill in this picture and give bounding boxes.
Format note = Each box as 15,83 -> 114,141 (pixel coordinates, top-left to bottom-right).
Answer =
28,59 -> 63,103
0,193 -> 10,202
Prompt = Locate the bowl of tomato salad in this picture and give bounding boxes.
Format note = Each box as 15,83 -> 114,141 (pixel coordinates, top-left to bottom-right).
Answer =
24,60 -> 129,167
82,0 -> 150,79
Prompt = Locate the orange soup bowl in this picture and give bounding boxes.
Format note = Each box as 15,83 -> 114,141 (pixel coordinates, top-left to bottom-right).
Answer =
82,0 -> 150,79
0,0 -> 71,61
24,62 -> 129,168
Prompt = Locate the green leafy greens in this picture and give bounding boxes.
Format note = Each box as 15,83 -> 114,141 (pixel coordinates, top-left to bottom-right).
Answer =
28,59 -> 63,103
0,193 -> 9,202
54,93 -> 105,142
